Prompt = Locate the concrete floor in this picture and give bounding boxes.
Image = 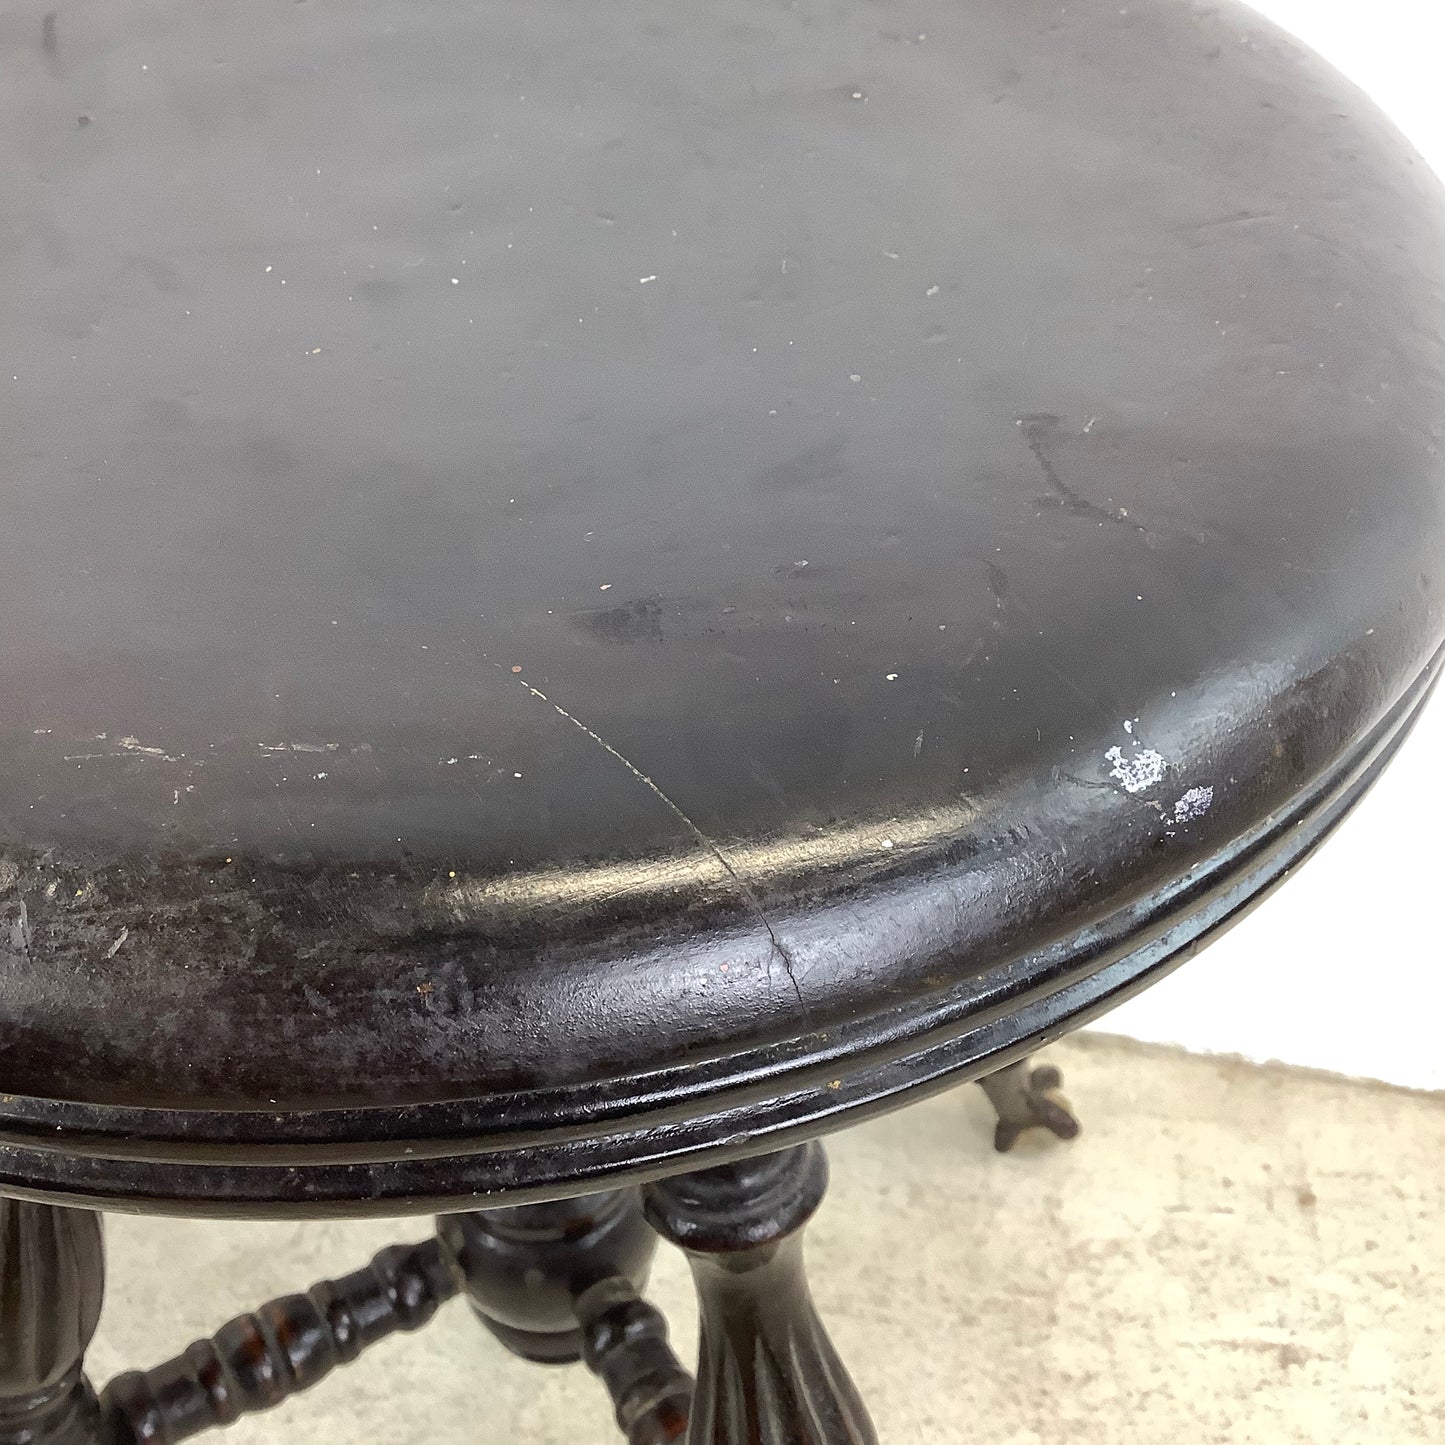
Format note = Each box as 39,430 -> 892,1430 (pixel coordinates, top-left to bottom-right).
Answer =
87,1034 -> 1444,1443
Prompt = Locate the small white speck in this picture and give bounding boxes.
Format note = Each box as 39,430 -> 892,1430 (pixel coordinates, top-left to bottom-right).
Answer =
885,673 -> 899,681
795,560 -> 809,567
265,265 -> 273,273
106,928 -> 129,958
315,771 -> 328,780
925,284 -> 940,296
513,771 -> 524,779
599,583 -> 613,591
639,274 -> 657,284
881,838 -> 894,849
451,277 -> 460,285
849,373 -> 861,383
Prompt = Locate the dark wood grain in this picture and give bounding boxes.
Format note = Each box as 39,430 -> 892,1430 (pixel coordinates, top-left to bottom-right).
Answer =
0,0 -> 1441,1202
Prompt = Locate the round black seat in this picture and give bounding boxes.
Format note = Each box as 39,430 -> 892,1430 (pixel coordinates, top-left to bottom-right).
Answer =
1,0 -> 1442,1216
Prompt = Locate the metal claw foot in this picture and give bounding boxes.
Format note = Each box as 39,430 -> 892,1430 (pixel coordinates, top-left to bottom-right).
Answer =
977,1057 -> 1081,1153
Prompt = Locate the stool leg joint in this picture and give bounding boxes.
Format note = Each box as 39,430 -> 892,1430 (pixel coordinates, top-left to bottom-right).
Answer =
440,1191 -> 692,1443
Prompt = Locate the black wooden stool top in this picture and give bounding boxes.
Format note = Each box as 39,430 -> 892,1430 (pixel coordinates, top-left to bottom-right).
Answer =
1,0 -> 1441,1213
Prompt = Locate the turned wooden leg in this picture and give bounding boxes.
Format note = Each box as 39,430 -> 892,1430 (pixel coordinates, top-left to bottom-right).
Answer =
439,1191 -> 692,1444
99,1238 -> 455,1444
0,1197 -> 104,1445
644,1144 -> 876,1445
977,1056 -> 1080,1152
575,1277 -> 693,1445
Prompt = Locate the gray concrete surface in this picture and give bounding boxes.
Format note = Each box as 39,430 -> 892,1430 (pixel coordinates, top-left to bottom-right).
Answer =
87,1034 -> 1445,1443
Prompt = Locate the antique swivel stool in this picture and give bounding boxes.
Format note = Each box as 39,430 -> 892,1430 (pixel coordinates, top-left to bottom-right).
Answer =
2,1 -> 1442,1440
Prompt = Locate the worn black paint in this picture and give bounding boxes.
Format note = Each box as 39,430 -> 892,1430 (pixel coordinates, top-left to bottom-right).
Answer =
0,0 -> 1442,1211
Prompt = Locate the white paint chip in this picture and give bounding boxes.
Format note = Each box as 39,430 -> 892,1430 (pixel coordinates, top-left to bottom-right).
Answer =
1106,744 -> 1168,794
1173,785 -> 1215,822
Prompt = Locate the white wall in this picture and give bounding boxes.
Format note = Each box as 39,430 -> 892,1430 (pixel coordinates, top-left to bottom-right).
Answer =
1090,0 -> 1445,1090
